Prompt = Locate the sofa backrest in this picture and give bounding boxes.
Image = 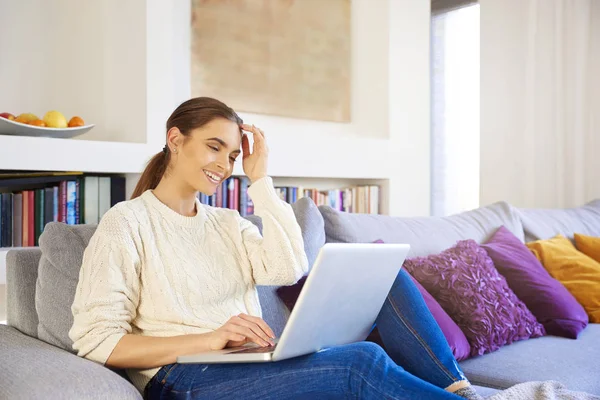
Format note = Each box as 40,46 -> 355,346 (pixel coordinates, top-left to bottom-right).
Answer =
517,199 -> 600,242
319,201 -> 524,258
6,197 -> 325,348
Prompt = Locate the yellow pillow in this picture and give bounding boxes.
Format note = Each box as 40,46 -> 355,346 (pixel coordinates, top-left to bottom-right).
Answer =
574,233 -> 600,264
526,234 -> 600,323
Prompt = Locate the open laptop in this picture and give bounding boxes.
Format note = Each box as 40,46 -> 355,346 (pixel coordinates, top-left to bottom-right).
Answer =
177,242 -> 410,364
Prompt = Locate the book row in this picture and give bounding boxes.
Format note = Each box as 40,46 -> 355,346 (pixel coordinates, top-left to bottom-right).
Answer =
0,172 -> 380,248
199,178 -> 380,216
0,173 -> 125,247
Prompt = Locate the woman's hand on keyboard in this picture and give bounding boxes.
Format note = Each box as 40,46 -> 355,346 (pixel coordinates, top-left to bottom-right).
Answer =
208,313 -> 276,351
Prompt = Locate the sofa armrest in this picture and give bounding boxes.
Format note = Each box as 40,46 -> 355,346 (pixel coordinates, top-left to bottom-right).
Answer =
0,324 -> 142,400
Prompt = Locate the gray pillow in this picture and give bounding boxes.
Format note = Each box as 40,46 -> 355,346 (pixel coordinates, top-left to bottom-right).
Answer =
36,222 -> 98,352
34,197 -> 325,351
319,201 -> 524,258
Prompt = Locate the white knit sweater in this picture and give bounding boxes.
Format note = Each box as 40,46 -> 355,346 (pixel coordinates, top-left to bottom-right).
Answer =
68,177 -> 309,394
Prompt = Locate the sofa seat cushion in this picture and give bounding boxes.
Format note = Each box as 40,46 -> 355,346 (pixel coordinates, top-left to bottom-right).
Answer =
459,323 -> 600,395
319,201 -> 524,258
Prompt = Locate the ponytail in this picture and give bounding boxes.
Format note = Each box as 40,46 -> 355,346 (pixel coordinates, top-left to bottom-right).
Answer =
131,151 -> 169,199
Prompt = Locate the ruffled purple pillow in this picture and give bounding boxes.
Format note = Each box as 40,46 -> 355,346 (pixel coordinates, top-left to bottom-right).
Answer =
403,239 -> 546,357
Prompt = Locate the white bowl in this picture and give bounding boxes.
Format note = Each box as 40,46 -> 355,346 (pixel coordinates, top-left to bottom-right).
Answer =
0,117 -> 94,139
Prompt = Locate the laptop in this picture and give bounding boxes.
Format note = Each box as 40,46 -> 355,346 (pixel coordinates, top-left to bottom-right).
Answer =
177,242 -> 410,364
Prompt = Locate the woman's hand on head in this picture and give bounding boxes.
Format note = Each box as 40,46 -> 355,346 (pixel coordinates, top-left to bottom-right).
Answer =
207,313 -> 276,351
241,124 -> 269,184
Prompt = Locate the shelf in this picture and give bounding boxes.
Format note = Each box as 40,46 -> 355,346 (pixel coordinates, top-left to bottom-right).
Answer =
0,135 -> 151,173
1,131 -> 393,180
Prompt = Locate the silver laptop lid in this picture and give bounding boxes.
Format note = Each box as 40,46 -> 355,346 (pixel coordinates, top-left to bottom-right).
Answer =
273,243 -> 410,361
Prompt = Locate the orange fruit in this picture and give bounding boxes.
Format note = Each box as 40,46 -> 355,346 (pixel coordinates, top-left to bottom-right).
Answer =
29,119 -> 46,127
68,116 -> 85,127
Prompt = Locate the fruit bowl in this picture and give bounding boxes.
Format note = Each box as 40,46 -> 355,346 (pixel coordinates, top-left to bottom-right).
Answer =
0,117 -> 94,139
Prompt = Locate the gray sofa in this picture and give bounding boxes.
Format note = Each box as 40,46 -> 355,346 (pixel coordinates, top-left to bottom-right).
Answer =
1,197 -> 599,399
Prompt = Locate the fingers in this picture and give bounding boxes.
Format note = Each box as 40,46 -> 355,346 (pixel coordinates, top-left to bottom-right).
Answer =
238,314 -> 276,339
240,123 -> 265,141
241,133 -> 251,157
231,315 -> 274,346
226,322 -> 271,347
240,124 -> 268,161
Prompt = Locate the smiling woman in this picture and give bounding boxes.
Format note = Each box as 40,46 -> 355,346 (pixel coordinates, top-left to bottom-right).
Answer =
68,96 -> 490,399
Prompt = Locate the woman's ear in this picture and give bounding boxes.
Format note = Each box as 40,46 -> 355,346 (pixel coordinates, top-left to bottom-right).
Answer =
166,127 -> 183,151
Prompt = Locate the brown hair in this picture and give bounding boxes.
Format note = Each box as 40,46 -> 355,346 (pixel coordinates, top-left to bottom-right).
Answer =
131,97 -> 243,199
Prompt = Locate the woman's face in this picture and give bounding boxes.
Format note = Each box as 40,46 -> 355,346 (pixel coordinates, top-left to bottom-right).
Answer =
173,118 -> 242,195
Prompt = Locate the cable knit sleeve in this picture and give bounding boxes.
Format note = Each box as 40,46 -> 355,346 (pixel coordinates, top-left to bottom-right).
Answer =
239,176 -> 309,286
68,209 -> 141,365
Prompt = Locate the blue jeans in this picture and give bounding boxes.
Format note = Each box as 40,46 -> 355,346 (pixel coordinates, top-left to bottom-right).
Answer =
144,270 -> 466,399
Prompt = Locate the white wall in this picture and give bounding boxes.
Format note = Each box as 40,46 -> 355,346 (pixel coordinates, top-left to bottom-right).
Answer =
480,0 -> 600,208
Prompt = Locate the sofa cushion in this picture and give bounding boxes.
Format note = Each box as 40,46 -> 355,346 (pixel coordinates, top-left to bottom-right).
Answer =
0,324 -> 141,400
243,197 -> 325,336
6,248 -> 41,338
36,222 -> 97,352
246,197 -> 325,270
459,323 -> 600,395
482,226 -> 589,338
34,197 -> 324,350
319,201 -> 524,258
518,199 -> 600,242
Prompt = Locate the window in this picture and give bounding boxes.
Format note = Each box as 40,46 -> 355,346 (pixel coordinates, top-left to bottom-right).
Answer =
430,3 -> 480,216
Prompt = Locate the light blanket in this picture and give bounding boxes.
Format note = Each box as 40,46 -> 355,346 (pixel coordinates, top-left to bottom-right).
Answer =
487,381 -> 600,400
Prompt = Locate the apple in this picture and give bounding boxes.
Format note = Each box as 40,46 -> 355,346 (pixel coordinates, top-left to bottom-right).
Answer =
0,112 -> 15,121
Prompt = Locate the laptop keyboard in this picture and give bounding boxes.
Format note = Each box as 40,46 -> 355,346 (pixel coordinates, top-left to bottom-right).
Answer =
228,345 -> 277,354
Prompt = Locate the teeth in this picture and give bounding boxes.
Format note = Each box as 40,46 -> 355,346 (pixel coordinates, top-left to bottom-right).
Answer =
204,170 -> 221,182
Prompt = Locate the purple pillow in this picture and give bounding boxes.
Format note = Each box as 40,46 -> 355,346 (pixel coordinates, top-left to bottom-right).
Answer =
403,239 -> 545,357
482,226 -> 588,338
277,275 -> 307,312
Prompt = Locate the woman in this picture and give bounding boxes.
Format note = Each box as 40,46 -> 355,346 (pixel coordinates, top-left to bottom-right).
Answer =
69,97 -> 484,400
